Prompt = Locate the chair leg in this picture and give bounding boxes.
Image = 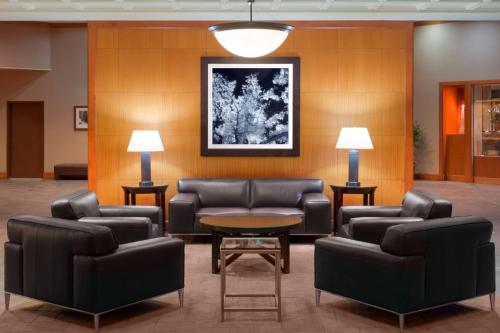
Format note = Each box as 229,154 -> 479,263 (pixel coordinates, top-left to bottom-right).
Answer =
4,293 -> 10,311
315,289 -> 321,306
178,289 -> 184,307
399,314 -> 405,333
490,292 -> 496,311
94,314 -> 100,333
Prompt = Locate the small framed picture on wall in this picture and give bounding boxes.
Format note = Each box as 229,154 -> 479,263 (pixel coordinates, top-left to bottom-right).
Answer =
74,106 -> 88,131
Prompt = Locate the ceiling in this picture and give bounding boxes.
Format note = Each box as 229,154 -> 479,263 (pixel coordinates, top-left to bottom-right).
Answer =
1,0 -> 500,21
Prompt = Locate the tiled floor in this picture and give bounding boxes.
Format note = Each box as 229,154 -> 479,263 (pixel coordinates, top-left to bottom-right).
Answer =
0,179 -> 499,333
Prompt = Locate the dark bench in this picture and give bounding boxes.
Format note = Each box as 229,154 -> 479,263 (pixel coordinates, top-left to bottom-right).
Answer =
54,163 -> 88,180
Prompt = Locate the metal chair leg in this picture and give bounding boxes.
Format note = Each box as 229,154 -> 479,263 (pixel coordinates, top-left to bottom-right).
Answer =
4,293 -> 10,311
399,314 -> 405,333
94,314 -> 100,333
178,289 -> 184,307
490,292 -> 496,311
315,289 -> 321,306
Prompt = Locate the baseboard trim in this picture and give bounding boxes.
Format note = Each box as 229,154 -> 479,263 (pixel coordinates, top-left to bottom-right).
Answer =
414,173 -> 444,181
474,177 -> 500,185
0,172 -> 7,179
42,172 -> 54,179
445,174 -> 465,182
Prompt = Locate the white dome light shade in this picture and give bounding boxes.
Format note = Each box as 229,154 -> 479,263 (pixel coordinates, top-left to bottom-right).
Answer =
336,127 -> 374,150
211,23 -> 293,58
127,130 -> 164,152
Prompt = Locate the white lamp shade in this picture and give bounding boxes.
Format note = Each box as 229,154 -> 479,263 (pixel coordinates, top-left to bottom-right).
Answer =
127,130 -> 164,152
213,28 -> 289,58
336,127 -> 374,150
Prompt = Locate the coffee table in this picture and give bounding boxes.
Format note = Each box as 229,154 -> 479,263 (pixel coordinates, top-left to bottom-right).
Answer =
200,215 -> 302,274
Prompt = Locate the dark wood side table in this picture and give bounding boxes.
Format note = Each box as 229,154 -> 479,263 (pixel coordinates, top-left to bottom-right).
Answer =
330,184 -> 377,235
122,184 -> 168,230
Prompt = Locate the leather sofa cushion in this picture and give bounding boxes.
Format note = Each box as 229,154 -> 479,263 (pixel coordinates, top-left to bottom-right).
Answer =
250,207 -> 304,216
250,179 -> 323,208
51,190 -> 101,219
401,190 -> 452,219
178,179 -> 250,208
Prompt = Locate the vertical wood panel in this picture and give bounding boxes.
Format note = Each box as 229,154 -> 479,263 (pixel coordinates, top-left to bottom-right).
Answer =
338,49 -> 382,92
89,24 -> 410,207
118,49 -> 164,92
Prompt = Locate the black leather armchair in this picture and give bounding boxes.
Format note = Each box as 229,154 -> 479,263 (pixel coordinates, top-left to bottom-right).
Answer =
4,215 -> 184,333
337,189 -> 452,244
315,216 -> 495,333
51,190 -> 164,243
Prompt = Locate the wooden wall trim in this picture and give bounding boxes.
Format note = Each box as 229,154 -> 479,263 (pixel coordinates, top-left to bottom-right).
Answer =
42,172 -> 54,179
446,174 -> 466,182
440,79 -> 500,86
438,84 -> 445,180
404,22 -> 414,191
0,172 -> 7,179
88,21 -> 412,29
414,173 -> 445,181
474,177 -> 500,185
87,23 -> 97,191
49,23 -> 87,28
463,83 -> 473,182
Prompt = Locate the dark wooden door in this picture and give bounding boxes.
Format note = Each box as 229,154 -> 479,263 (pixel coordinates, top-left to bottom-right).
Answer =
8,102 -> 44,178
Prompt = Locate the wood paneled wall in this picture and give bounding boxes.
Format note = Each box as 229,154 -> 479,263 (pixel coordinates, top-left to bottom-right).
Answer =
88,22 -> 413,208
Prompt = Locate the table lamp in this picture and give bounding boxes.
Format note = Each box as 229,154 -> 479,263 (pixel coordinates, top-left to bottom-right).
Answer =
127,130 -> 164,187
336,127 -> 373,187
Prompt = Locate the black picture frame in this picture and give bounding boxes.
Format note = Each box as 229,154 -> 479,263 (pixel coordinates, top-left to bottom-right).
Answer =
201,57 -> 300,156
74,106 -> 88,131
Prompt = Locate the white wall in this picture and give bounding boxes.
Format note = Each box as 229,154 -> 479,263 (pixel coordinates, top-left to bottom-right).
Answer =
0,23 -> 51,70
0,26 -> 87,175
414,22 -> 500,175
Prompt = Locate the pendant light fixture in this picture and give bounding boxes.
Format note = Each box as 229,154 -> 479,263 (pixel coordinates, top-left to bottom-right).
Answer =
209,0 -> 294,58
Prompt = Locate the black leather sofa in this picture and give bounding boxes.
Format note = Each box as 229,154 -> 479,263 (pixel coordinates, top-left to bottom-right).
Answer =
51,190 -> 164,241
315,216 -> 496,333
337,189 -> 452,244
169,178 -> 331,235
4,215 -> 184,333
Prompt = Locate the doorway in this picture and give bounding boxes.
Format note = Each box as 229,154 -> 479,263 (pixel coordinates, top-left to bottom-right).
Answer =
442,85 -> 466,181
7,101 -> 44,178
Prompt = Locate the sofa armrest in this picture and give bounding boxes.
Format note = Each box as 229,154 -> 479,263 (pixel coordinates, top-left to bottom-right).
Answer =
99,205 -> 163,236
302,193 -> 331,234
338,206 -> 402,226
314,237 -> 425,314
168,193 -> 200,234
79,217 -> 152,244
349,217 -> 424,245
73,237 -> 184,314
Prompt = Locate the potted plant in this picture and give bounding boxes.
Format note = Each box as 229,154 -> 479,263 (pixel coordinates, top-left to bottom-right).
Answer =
413,122 -> 424,174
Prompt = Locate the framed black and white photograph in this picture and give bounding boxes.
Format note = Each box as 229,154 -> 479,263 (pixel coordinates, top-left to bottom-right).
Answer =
74,106 -> 88,131
201,57 -> 300,156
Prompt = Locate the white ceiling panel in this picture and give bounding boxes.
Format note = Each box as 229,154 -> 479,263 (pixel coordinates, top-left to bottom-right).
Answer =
0,1 -> 499,21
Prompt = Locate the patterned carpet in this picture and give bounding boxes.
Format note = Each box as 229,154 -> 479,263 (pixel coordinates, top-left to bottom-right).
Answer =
0,179 -> 498,333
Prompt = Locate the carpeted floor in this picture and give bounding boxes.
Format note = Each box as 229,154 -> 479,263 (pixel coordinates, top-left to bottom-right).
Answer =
0,179 -> 499,333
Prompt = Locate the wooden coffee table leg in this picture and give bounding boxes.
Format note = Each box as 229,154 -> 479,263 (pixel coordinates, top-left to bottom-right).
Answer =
279,230 -> 290,274
212,231 -> 221,274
